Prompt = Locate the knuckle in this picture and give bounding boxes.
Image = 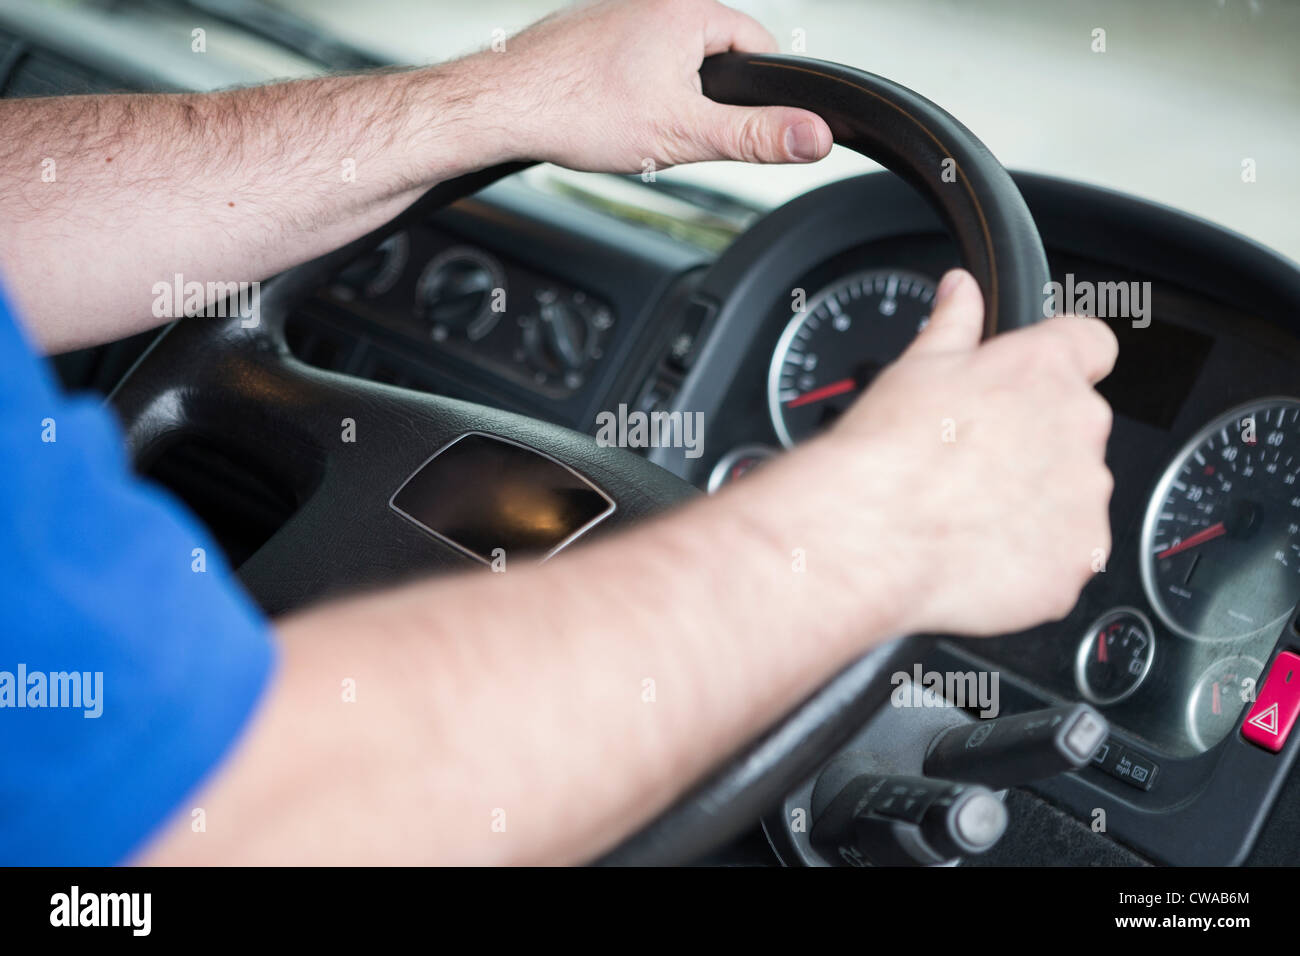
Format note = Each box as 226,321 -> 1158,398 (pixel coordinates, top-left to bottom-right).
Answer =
659,113 -> 704,165
1021,337 -> 1070,379
1079,391 -> 1114,438
1094,396 -> 1115,433
1097,465 -> 1115,499
733,115 -> 768,162
1048,582 -> 1081,621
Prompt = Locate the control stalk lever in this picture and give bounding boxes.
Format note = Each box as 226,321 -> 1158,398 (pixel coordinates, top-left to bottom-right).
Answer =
810,774 -> 1007,867
922,702 -> 1108,790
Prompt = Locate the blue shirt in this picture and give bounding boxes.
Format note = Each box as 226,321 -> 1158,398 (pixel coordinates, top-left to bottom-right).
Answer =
0,286 -> 275,865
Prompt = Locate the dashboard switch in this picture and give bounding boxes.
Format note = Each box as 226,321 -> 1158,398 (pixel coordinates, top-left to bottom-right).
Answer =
1091,738 -> 1159,791
1110,749 -> 1158,791
1241,650 -> 1300,753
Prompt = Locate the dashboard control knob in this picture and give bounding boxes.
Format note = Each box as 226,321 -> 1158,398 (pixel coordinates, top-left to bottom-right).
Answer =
416,246 -> 505,341
522,289 -> 609,382
331,232 -> 409,300
536,294 -> 587,371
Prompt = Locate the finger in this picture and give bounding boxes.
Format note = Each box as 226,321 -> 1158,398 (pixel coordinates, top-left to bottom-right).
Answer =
1032,315 -> 1119,384
702,1 -> 780,55
694,101 -> 831,164
903,269 -> 984,357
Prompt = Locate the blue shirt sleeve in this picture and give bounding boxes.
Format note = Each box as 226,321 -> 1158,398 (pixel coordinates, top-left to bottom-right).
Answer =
0,286 -> 276,865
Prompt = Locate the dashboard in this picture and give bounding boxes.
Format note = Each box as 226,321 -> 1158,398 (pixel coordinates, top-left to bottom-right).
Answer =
9,5 -> 1300,865
246,169 -> 1300,864
685,228 -> 1300,763
283,168 -> 1300,775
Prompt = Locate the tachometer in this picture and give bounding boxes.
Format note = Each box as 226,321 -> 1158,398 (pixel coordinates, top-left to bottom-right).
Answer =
1140,398 -> 1300,641
768,269 -> 935,447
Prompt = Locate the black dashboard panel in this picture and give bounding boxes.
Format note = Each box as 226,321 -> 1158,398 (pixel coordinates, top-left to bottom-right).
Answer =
227,167 -> 1300,864
282,178 -> 711,435
641,170 -> 1300,863
10,0 -> 1300,863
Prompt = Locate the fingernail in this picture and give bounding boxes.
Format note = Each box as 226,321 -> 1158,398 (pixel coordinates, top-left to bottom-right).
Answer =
935,269 -> 967,304
785,121 -> 821,162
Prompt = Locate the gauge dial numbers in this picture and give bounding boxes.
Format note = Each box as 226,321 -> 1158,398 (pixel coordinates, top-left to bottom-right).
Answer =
767,270 -> 936,448
1075,608 -> 1156,705
1140,398 -> 1300,642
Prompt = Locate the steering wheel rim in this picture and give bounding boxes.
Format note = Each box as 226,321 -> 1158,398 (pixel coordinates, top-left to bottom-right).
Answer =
594,53 -> 1049,865
109,53 -> 1049,864
699,53 -> 1048,334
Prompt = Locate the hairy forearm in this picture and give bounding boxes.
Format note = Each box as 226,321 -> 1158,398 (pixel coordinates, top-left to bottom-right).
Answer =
138,438 -> 904,865
0,59 -> 511,352
0,0 -> 837,354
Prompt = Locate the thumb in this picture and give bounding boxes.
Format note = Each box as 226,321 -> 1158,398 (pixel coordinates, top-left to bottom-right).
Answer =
696,103 -> 832,164
905,269 -> 985,357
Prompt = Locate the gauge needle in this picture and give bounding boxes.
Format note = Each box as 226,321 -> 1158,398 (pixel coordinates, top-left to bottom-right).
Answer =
785,377 -> 857,409
1156,521 -> 1226,560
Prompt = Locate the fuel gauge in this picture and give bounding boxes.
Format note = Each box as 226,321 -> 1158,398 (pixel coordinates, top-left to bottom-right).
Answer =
707,445 -> 777,493
1076,608 -> 1156,705
1186,655 -> 1263,752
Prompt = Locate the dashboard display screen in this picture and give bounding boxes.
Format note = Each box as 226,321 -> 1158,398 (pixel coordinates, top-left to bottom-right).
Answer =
390,433 -> 615,563
1095,316 -> 1213,430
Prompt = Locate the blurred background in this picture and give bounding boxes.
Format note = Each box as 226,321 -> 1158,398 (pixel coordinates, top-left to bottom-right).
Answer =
264,0 -> 1300,263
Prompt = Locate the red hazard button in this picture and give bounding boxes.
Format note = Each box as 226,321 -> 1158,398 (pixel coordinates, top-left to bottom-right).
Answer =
1242,651 -> 1300,753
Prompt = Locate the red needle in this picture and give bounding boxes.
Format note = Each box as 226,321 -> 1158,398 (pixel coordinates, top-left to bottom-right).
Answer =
785,377 -> 856,409
1156,521 -> 1226,560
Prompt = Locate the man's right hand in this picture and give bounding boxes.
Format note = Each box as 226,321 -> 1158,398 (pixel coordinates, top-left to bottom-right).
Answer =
748,268 -> 1118,642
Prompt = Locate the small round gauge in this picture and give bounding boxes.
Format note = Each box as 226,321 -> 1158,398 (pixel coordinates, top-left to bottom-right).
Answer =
416,246 -> 505,342
1075,608 -> 1156,705
1140,398 -> 1300,641
1186,655 -> 1263,752
707,445 -> 777,493
768,270 -> 936,447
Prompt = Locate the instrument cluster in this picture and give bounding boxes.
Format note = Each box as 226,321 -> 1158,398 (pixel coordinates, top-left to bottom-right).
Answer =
707,246 -> 1300,759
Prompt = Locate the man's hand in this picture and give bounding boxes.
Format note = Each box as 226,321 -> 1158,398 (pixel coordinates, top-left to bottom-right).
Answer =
747,268 -> 1118,641
473,0 -> 833,171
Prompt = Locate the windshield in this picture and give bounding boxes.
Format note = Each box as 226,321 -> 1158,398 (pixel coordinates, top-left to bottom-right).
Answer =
267,1 -> 1297,261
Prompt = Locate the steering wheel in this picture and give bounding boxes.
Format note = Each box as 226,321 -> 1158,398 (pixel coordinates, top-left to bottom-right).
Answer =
109,53 -> 1049,865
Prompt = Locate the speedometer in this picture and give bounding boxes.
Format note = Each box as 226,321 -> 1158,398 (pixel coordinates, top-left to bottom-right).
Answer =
768,269 -> 935,447
1140,398 -> 1300,641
